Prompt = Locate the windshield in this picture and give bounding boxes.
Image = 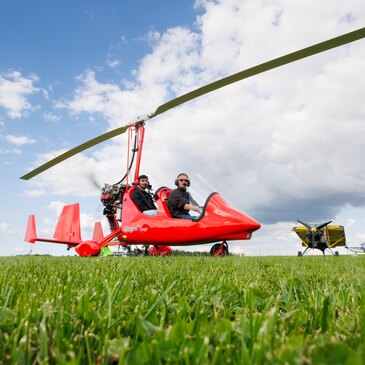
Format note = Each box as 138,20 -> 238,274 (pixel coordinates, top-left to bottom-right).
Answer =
187,173 -> 217,207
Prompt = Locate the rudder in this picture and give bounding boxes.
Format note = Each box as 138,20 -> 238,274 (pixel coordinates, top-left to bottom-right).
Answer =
53,204 -> 82,243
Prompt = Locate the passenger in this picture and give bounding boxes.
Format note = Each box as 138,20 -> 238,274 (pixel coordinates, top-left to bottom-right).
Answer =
131,175 -> 157,216
167,173 -> 202,220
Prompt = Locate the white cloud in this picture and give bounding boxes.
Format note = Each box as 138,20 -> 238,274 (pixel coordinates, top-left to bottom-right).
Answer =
137,26 -> 202,94
0,222 -> 10,233
21,189 -> 46,198
5,134 -> 37,145
43,112 -> 60,123
56,71 -> 132,122
0,71 -> 40,118
48,201 -> 66,216
106,58 -> 121,69
0,147 -> 22,155
146,30 -> 161,42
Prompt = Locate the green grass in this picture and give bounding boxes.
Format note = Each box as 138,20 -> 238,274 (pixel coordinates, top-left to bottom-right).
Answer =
0,255 -> 364,364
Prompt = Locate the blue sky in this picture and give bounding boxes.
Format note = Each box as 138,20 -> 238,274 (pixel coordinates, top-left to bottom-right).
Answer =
1,0 -> 365,256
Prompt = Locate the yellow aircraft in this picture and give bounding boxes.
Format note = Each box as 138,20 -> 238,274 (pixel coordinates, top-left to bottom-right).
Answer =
292,220 -> 346,256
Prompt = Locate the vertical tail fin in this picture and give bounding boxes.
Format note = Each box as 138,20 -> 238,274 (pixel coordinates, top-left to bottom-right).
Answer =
53,204 -> 82,243
92,222 -> 104,241
25,215 -> 37,243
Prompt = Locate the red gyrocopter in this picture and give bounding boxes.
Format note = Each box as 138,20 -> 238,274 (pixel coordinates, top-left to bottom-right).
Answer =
21,28 -> 365,257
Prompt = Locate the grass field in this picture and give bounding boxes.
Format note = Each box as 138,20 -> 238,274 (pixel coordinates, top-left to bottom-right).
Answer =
0,255 -> 364,364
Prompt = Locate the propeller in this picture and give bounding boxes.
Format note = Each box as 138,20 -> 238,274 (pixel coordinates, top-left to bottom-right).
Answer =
85,170 -> 103,191
297,220 -> 332,247
316,220 -> 332,230
297,219 -> 311,230
20,27 -> 365,181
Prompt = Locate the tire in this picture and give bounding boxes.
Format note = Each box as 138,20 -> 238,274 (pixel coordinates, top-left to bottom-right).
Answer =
210,243 -> 221,256
210,242 -> 229,256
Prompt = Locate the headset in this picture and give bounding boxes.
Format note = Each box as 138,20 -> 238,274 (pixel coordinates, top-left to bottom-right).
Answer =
175,173 -> 190,187
137,175 -> 152,190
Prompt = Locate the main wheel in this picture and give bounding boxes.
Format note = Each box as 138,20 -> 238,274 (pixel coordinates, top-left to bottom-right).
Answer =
298,251 -> 302,257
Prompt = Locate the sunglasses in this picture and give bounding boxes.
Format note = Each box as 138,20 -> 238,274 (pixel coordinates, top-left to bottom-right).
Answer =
179,179 -> 189,182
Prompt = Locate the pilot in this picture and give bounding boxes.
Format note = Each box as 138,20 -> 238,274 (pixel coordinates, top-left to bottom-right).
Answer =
167,173 -> 202,219
131,175 -> 157,216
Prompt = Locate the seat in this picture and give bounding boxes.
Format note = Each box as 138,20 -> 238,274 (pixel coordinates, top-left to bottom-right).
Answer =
154,186 -> 172,217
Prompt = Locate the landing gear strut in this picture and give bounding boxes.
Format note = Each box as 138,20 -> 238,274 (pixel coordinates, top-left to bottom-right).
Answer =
210,241 -> 229,256
298,247 -> 340,257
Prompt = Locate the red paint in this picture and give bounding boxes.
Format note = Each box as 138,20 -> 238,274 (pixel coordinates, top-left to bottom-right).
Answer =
148,245 -> 173,256
75,240 -> 101,256
24,122 -> 261,257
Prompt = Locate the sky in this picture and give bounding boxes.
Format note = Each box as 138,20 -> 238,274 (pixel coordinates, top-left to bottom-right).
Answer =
0,0 -> 364,256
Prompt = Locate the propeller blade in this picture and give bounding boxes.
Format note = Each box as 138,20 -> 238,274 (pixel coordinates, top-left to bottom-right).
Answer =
317,220 -> 332,230
86,171 -> 102,191
21,27 -> 364,180
149,28 -> 365,119
311,230 -> 316,247
20,125 -> 128,180
297,220 -> 312,230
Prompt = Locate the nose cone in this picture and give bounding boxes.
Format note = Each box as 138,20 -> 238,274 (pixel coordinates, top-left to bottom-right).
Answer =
205,193 -> 261,234
228,207 -> 261,233
242,214 -> 261,232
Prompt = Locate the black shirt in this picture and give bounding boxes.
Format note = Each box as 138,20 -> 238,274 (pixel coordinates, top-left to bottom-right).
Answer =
167,187 -> 195,218
131,187 -> 156,212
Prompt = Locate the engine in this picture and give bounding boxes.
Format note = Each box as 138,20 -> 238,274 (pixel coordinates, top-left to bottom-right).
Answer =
100,183 -> 127,216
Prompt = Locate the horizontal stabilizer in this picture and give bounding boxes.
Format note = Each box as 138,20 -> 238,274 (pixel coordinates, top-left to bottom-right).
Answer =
53,204 -> 82,243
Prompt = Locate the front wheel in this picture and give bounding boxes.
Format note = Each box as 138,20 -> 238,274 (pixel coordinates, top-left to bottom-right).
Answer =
210,242 -> 229,256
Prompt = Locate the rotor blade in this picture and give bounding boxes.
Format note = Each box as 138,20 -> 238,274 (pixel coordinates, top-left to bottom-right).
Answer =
317,220 -> 332,230
21,28 -> 364,181
20,125 -> 128,180
149,27 -> 365,119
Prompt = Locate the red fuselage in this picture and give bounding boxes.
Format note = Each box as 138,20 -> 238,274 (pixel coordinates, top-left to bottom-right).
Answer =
104,187 -> 261,247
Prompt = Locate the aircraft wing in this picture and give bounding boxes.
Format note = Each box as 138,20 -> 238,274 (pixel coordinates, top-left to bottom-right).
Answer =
347,242 -> 365,253
348,247 -> 365,254
292,226 -> 309,247
326,225 -> 346,247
